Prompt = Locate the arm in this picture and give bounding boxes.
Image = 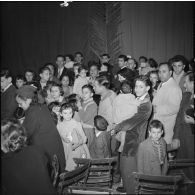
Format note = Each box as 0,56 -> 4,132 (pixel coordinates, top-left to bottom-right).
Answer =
115,101 -> 151,133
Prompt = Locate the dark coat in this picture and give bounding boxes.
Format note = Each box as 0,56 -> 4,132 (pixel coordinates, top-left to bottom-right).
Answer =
115,94 -> 152,157
2,145 -> 57,195
89,131 -> 111,159
23,104 -> 65,171
1,84 -> 18,120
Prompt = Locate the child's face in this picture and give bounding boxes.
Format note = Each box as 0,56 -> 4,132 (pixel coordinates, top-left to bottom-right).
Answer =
52,106 -> 60,115
150,73 -> 158,85
61,76 -> 69,87
16,79 -> 25,88
149,127 -> 163,142
79,69 -> 87,78
40,70 -> 50,82
61,108 -> 73,121
82,88 -> 93,101
134,80 -> 149,97
51,86 -> 61,100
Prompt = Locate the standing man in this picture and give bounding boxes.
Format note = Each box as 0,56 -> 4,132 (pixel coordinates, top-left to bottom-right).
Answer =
152,62 -> 182,144
1,69 -> 18,120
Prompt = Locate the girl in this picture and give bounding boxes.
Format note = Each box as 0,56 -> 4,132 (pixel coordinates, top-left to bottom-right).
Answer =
79,84 -> 98,147
73,66 -> 88,97
57,103 -> 90,171
61,74 -> 73,97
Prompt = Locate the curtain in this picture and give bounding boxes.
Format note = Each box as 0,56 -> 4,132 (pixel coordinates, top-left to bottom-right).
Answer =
121,2 -> 193,63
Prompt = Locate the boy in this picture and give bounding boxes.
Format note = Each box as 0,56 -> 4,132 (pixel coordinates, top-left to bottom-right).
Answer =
137,119 -> 168,175
15,75 -> 26,89
89,115 -> 111,159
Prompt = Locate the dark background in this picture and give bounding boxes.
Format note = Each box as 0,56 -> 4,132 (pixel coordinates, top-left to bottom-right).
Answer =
0,1 -> 193,76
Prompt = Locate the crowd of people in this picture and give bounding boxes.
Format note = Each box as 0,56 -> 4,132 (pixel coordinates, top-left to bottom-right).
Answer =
1,52 -> 194,194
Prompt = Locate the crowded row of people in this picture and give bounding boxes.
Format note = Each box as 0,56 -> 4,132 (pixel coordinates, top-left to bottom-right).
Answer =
1,52 -> 194,194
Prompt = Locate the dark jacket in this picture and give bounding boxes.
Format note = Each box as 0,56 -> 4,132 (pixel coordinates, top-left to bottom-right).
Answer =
2,145 -> 57,195
115,94 -> 152,157
1,84 -> 18,120
23,104 -> 65,171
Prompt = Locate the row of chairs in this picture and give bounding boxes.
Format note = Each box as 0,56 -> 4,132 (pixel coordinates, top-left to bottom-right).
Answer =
50,155 -> 195,194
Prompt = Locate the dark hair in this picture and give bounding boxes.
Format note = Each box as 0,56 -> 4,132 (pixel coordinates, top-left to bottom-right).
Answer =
16,74 -> 25,81
171,55 -> 189,72
149,70 -> 159,77
67,93 -> 81,112
127,57 -> 138,69
56,55 -> 65,61
1,69 -> 12,79
135,75 -> 151,87
39,66 -> 50,74
51,83 -> 64,96
101,53 -> 110,59
14,107 -> 25,120
120,80 -> 132,94
94,115 -> 108,131
117,68 -> 135,83
149,119 -> 164,132
48,101 -> 60,112
65,54 -> 74,61
88,61 -> 100,70
60,74 -> 70,82
139,56 -> 148,62
82,84 -> 94,94
95,75 -> 110,89
74,52 -> 84,58
185,71 -> 194,82
159,62 -> 173,71
102,62 -> 111,71
60,102 -> 75,115
78,66 -> 87,73
118,54 -> 128,62
1,119 -> 27,152
25,69 -> 36,81
148,58 -> 158,69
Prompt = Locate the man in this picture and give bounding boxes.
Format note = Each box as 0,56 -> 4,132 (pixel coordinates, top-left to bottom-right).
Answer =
152,63 -> 182,144
74,51 -> 84,66
55,55 -> 74,85
170,56 -> 187,92
118,54 -> 128,70
1,69 -> 18,120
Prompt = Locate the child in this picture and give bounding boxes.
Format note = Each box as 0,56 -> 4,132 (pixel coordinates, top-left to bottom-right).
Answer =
79,84 -> 98,147
137,119 -> 168,175
48,101 -> 61,125
15,75 -> 26,89
89,115 -> 111,159
73,66 -> 88,97
113,81 -> 141,152
60,74 -> 73,97
57,103 -> 90,171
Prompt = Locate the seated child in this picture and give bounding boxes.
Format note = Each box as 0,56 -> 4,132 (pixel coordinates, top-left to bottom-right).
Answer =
57,103 -> 90,171
137,119 -> 168,175
89,115 -> 111,159
113,81 -> 141,152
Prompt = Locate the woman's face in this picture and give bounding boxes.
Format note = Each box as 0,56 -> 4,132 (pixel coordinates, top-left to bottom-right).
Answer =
134,80 -> 149,97
16,96 -> 31,111
149,73 -> 158,85
184,75 -> 194,93
61,76 -> 69,87
51,86 -> 61,100
61,108 -> 73,121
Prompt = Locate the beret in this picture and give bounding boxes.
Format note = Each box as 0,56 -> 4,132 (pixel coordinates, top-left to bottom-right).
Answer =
16,85 -> 36,99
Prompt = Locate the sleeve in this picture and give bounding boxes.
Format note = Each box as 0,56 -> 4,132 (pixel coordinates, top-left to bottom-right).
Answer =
137,143 -> 144,174
115,101 -> 151,133
75,122 -> 87,144
156,87 -> 182,116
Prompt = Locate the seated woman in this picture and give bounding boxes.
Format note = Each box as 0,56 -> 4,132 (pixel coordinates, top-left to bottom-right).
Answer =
1,119 -> 57,195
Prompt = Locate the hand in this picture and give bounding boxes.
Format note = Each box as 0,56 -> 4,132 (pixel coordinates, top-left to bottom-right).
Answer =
184,114 -> 195,124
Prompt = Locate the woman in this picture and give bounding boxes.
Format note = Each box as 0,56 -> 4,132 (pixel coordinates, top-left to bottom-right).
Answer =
1,119 -> 57,195
114,75 -> 152,194
172,71 -> 194,180
15,85 -> 65,171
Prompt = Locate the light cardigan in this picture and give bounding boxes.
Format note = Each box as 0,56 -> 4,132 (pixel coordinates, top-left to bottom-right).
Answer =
152,77 -> 182,144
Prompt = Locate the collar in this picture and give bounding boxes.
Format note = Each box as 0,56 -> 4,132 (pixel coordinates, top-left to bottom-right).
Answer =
3,83 -> 12,92
136,93 -> 148,101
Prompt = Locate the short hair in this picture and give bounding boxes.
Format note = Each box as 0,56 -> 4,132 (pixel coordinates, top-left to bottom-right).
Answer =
78,65 -> 87,73
39,66 -> 50,74
101,53 -> 110,58
120,80 -> 132,94
1,69 -> 12,79
149,70 -> 159,77
51,83 -> 64,96
75,51 -> 84,57
88,61 -> 100,70
185,71 -> 194,82
56,55 -> 65,61
95,75 -> 110,89
25,69 -> 35,76
16,74 -> 25,81
135,75 -> 151,87
48,101 -> 60,112
1,119 -> 27,152
102,62 -> 111,71
14,107 -> 25,120
118,54 -> 128,62
94,115 -> 108,131
149,119 -> 164,131
82,84 -> 94,94
148,58 -> 158,69
117,68 -> 135,83
61,102 -> 75,114
65,54 -> 74,61
159,62 -> 173,71
139,56 -> 148,62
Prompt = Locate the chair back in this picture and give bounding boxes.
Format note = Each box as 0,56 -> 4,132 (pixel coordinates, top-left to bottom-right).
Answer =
133,172 -> 183,194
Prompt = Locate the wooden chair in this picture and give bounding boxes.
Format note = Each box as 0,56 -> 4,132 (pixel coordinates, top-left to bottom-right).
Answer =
50,154 -> 60,188
132,172 -> 183,194
57,159 -> 91,194
168,159 -> 195,168
70,157 -> 117,194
